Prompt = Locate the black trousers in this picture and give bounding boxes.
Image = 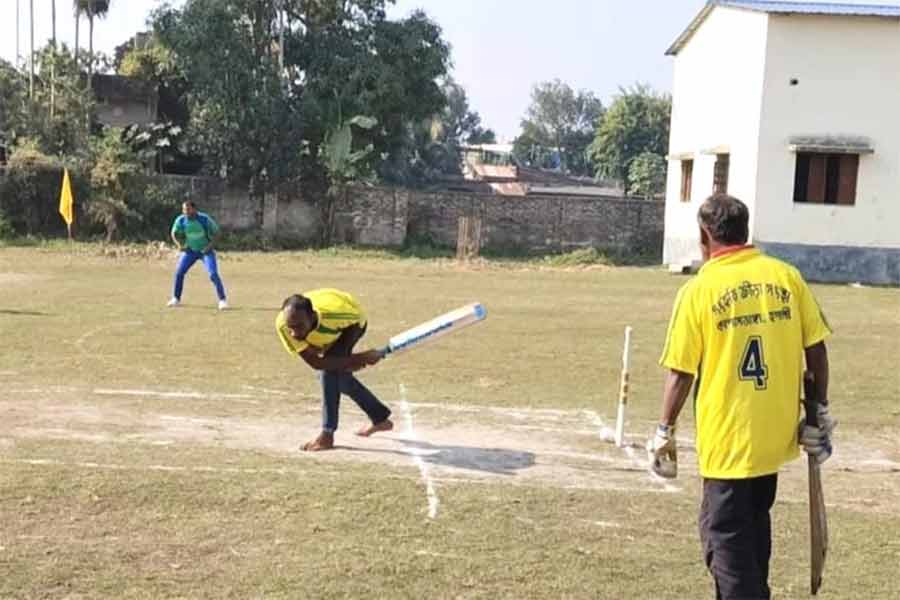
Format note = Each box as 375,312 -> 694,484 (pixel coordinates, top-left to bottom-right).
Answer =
699,474 -> 778,600
319,324 -> 391,432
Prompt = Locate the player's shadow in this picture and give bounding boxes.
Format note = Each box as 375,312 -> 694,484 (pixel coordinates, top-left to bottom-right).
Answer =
369,439 -> 536,475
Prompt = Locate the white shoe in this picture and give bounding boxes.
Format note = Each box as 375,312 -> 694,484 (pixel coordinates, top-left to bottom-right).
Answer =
218,300 -> 229,311
167,298 -> 180,307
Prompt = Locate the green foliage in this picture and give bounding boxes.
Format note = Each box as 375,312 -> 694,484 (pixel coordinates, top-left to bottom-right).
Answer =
0,211 -> 15,239
540,247 -> 612,267
590,84 -> 671,195
0,140 -> 70,236
321,115 -> 377,193
0,46 -> 95,157
154,0 -> 301,192
628,151 -> 667,200
86,128 -> 143,241
514,79 -> 604,176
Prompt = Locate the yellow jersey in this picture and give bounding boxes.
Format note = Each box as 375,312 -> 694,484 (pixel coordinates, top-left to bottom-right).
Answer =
276,289 -> 367,356
660,247 -> 831,479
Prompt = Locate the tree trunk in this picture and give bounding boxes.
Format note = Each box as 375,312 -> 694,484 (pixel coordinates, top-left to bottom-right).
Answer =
74,8 -> 80,67
28,0 -> 34,99
51,0 -> 57,118
88,14 -> 94,83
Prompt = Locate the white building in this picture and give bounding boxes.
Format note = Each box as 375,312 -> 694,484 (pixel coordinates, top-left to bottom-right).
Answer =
664,0 -> 900,284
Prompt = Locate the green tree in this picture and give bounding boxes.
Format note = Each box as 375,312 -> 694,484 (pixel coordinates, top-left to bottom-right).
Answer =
87,127 -> 141,241
589,84 -> 671,195
76,0 -> 111,80
628,151 -> 667,199
154,0 -> 301,220
287,4 -> 451,186
513,79 -> 604,176
1,46 -> 95,156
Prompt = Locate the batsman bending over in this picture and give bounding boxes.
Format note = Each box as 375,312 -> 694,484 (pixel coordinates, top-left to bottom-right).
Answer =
277,289 -> 393,451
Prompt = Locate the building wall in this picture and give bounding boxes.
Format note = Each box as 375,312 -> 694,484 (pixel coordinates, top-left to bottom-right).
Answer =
756,15 -> 900,249
664,6 -> 769,266
95,99 -> 156,128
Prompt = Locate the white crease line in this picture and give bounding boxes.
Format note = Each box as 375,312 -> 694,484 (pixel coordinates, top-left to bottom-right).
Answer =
4,458 -> 683,494
4,457 -> 300,476
93,389 -> 260,403
399,384 -> 440,519
75,321 -> 143,350
584,410 -> 681,493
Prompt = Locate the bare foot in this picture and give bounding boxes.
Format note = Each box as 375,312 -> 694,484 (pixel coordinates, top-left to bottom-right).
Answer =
355,419 -> 394,437
301,432 -> 335,451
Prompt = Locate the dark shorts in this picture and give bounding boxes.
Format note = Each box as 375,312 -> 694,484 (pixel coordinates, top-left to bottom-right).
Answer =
699,474 -> 778,600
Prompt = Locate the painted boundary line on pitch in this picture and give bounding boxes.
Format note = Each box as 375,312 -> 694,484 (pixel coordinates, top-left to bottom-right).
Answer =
398,383 -> 440,519
583,409 -> 681,493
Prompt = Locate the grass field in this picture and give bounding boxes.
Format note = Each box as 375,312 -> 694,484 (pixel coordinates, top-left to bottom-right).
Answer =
1,245 -> 899,599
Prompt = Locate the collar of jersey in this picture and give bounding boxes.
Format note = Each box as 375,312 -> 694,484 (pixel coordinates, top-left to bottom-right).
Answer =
701,245 -> 758,272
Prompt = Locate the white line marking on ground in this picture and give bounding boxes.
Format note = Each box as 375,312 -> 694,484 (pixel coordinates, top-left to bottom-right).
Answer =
398,383 -> 440,519
584,410 -> 682,493
75,321 -> 143,351
93,389 -> 260,403
4,457 -> 301,476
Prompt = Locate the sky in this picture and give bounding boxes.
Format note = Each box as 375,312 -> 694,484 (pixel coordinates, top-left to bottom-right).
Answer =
1,0 -> 894,141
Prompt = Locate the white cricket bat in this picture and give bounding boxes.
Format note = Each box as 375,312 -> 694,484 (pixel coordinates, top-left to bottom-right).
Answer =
380,303 -> 487,357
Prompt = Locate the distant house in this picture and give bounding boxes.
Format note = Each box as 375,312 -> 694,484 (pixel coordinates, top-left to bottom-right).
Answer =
664,0 -> 900,284
92,74 -> 158,128
459,143 -> 624,197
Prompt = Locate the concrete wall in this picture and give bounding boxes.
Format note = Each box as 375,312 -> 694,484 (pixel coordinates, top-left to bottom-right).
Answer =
203,184 -> 664,255
664,6 -> 769,267
331,187 -> 664,255
756,15 -> 900,250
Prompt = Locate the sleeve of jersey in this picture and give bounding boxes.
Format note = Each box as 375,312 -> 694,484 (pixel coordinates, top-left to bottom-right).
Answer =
206,216 -> 220,235
658,283 -> 703,376
171,216 -> 183,234
797,277 -> 832,348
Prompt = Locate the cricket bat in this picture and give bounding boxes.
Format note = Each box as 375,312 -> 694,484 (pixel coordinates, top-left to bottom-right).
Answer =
804,372 -> 828,596
379,303 -> 486,357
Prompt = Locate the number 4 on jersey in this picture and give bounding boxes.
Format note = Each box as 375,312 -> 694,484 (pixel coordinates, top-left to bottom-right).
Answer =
739,336 -> 769,390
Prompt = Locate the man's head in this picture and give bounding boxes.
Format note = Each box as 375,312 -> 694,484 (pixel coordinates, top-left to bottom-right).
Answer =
182,201 -> 198,219
697,194 -> 750,259
282,294 -> 316,341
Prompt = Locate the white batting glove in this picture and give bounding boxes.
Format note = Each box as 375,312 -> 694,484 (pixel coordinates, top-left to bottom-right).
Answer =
799,404 -> 836,465
647,424 -> 678,479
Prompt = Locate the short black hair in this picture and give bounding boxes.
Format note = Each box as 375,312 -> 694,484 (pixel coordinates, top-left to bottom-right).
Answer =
281,294 -> 313,314
183,200 -> 197,208
698,194 -> 749,245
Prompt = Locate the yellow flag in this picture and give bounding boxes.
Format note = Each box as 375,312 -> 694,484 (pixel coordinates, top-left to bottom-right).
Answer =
59,168 -> 75,226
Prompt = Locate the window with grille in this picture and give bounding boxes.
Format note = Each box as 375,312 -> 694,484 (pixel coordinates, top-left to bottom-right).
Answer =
680,160 -> 693,202
793,153 -> 858,205
713,153 -> 729,194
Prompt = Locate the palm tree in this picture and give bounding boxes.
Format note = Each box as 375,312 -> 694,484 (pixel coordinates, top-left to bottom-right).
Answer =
73,0 -> 80,67
51,0 -> 57,117
28,0 -> 34,99
76,0 -> 110,80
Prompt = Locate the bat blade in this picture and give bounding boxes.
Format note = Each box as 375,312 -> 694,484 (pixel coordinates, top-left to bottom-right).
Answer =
382,303 -> 486,357
804,373 -> 828,596
808,456 -> 827,595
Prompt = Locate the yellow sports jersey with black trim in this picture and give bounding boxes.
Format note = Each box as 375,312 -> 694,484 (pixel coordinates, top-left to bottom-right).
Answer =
660,247 -> 831,479
276,289 -> 367,356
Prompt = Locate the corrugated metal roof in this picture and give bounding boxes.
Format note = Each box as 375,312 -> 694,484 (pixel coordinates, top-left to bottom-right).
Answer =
666,1 -> 900,55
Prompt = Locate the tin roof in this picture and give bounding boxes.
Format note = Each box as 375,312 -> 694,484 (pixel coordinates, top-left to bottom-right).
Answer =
666,1 -> 900,55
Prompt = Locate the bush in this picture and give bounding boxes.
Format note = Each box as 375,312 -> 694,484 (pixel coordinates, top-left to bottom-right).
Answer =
0,139 -> 67,236
541,247 -> 612,267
